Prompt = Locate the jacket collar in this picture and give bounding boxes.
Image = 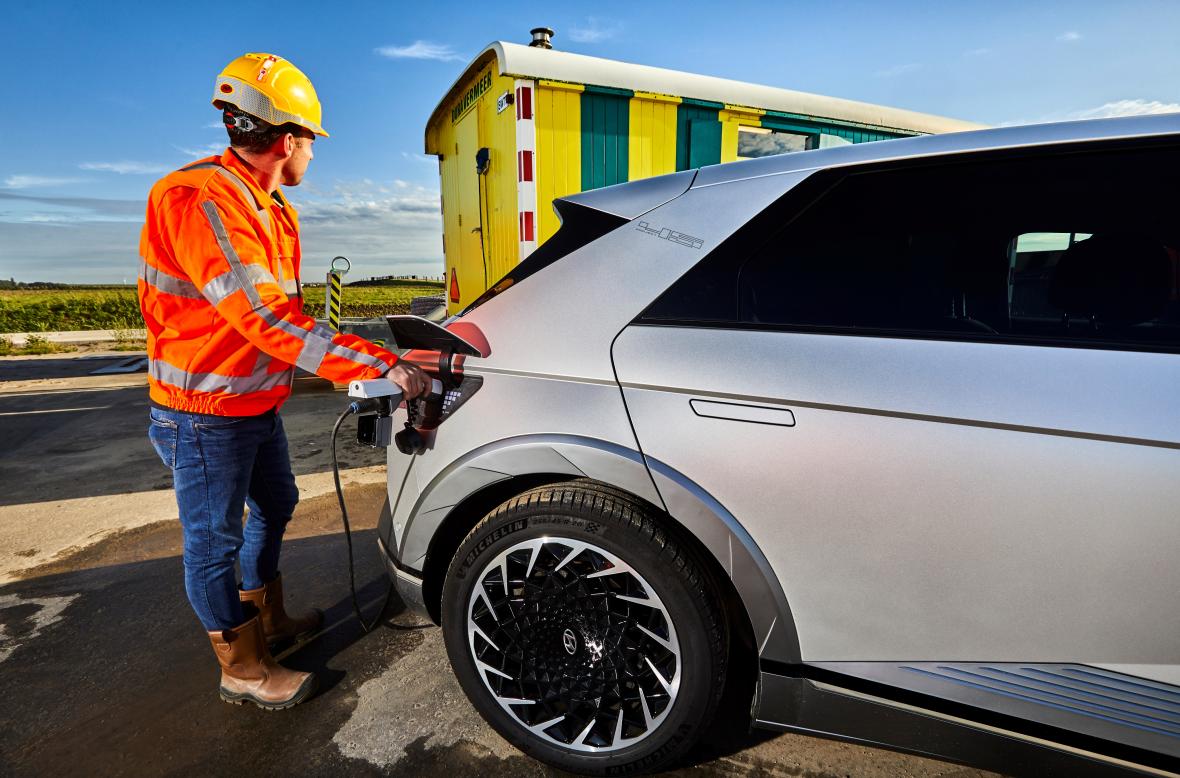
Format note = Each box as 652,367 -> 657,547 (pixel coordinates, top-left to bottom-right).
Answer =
220,148 -> 283,211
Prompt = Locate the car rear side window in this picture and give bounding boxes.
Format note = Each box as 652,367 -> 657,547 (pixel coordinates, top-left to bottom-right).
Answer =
641,142 -> 1180,353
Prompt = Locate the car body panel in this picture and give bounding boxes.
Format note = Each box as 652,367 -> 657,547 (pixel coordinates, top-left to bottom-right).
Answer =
613,325 -> 1180,665
384,374 -> 647,568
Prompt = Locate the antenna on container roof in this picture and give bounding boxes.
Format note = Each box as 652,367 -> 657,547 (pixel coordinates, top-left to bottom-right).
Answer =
529,27 -> 554,49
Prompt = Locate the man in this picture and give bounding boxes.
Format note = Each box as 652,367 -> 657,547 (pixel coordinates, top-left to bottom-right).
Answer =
139,52 -> 428,710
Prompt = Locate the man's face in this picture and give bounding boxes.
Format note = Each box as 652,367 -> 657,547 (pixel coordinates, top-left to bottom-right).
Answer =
281,130 -> 315,187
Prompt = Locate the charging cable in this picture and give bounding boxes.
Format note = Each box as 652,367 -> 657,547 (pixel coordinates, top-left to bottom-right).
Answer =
331,406 -> 395,633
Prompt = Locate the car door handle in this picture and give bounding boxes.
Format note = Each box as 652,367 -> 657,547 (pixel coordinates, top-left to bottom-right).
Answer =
689,399 -> 796,427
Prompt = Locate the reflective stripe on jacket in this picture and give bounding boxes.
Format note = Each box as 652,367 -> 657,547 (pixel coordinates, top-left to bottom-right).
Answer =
138,149 -> 399,415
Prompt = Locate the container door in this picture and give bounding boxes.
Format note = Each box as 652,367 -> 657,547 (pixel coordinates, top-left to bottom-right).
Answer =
454,110 -> 486,309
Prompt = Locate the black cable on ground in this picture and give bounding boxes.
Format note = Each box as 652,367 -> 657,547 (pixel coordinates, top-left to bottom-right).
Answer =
331,407 -> 395,633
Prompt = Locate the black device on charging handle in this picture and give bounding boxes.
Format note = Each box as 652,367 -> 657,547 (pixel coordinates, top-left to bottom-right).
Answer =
331,316 -> 485,632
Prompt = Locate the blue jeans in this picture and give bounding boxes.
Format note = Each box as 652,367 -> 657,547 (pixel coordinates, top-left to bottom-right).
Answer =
148,407 -> 299,631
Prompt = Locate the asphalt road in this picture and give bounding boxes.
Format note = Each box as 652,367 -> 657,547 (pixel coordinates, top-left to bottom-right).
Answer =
0,352 -> 1000,778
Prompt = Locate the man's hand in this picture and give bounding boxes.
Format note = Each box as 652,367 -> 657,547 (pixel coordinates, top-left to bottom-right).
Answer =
385,361 -> 430,400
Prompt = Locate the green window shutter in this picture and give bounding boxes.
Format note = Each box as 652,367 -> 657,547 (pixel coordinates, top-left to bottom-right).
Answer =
688,119 -> 722,168
676,101 -> 722,171
580,88 -> 631,191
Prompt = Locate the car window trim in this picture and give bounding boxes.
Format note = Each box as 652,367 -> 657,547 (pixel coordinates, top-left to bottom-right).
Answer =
630,318 -> 1180,357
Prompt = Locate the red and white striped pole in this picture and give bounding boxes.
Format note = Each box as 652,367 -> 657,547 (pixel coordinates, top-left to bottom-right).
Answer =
514,79 -> 538,261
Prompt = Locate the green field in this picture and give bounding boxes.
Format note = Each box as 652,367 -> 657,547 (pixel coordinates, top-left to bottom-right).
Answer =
0,281 -> 444,333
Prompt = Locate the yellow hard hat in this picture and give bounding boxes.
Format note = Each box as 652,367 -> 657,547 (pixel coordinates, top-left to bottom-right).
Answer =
212,53 -> 328,137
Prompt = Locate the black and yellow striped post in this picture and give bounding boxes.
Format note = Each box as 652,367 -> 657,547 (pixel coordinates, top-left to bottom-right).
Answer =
325,256 -> 349,331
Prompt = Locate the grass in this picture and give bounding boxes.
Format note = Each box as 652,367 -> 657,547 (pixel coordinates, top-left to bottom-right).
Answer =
0,289 -> 142,333
0,334 -> 77,356
0,280 -> 444,333
301,280 -> 444,319
110,329 -> 146,351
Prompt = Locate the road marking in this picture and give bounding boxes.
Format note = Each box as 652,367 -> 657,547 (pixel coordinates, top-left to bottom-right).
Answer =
0,384 -> 146,399
0,593 -> 79,665
0,406 -> 110,417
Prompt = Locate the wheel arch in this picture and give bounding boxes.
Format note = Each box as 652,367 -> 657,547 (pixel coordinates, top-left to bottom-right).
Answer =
408,434 -> 799,665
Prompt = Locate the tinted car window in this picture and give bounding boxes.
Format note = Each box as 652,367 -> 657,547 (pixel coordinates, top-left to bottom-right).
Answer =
643,143 -> 1180,352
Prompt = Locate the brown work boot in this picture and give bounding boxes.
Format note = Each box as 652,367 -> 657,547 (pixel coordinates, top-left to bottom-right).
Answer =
240,572 -> 323,645
208,613 -> 317,710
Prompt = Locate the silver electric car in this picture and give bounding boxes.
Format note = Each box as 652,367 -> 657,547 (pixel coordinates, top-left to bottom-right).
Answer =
375,113 -> 1180,776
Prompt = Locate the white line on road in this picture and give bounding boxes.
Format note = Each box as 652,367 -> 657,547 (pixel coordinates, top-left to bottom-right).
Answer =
0,383 -> 146,398
0,406 -> 111,416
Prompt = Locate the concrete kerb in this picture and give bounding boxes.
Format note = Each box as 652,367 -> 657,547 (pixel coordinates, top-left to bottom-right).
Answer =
3,329 -> 148,347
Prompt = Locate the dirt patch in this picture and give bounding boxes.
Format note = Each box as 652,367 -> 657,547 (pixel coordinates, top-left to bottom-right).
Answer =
9,483 -> 387,581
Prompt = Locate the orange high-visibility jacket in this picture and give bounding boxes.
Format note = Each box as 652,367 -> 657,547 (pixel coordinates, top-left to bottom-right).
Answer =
138,149 -> 399,416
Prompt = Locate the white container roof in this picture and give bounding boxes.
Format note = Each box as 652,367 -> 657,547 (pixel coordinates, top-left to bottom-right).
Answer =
426,41 -> 987,152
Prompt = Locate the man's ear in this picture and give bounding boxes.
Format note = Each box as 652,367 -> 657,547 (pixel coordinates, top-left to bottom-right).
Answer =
274,132 -> 295,160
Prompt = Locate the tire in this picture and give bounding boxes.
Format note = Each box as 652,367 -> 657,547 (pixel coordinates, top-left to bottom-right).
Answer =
441,481 -> 728,775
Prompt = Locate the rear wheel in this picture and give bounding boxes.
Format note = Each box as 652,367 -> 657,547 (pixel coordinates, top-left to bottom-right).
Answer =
441,482 -> 728,775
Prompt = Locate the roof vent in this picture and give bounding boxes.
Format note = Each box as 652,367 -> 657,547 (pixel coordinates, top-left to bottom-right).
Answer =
529,27 -> 554,49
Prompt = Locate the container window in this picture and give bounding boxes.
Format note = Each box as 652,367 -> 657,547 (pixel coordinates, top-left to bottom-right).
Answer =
737,126 -> 812,159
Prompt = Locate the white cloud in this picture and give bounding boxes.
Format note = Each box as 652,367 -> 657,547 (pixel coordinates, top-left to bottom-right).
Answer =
0,193 -> 145,283
964,47 -> 991,57
374,41 -> 463,62
204,121 -> 226,129
1066,99 -> 1180,119
1057,30 -> 1081,42
1003,98 -> 1180,126
0,180 -> 445,283
874,62 -> 922,78
0,191 -> 143,224
79,161 -> 170,175
2,175 -> 89,189
0,220 -> 143,283
287,180 -> 443,278
569,17 -> 621,44
173,142 -> 226,158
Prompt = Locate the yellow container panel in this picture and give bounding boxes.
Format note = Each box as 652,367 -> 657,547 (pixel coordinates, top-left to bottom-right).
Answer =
484,71 -> 520,286
439,139 -> 460,302
629,92 -> 680,180
455,111 -> 485,304
719,106 -> 765,163
436,63 -> 521,311
534,80 -> 583,244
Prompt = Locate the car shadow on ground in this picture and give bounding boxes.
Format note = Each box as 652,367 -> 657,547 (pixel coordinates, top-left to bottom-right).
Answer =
0,523 -> 791,777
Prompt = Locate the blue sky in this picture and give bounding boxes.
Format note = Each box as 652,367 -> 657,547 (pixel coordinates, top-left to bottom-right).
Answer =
1,0 -> 1178,283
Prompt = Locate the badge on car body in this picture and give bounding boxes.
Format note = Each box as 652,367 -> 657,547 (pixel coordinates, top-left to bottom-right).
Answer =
635,220 -> 704,250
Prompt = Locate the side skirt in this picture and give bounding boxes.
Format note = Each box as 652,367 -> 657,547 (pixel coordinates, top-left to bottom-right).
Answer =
755,663 -> 1180,777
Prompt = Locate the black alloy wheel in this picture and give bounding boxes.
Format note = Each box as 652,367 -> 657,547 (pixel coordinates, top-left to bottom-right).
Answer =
441,481 -> 728,775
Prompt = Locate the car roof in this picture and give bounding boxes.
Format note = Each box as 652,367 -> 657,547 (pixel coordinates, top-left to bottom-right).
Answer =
692,113 -> 1180,187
